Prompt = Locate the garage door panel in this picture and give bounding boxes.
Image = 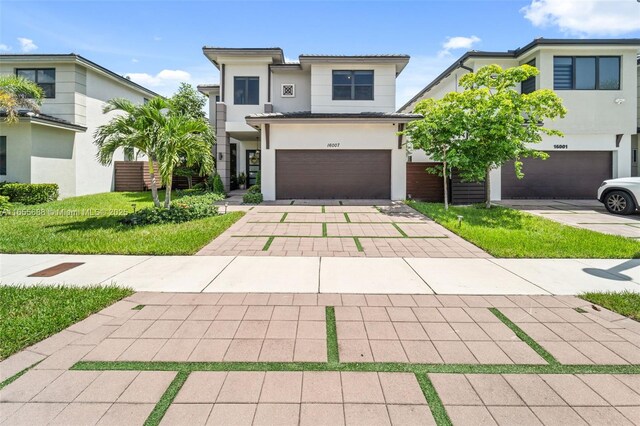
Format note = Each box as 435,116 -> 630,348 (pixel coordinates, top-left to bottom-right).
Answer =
276,150 -> 391,199
501,151 -> 612,199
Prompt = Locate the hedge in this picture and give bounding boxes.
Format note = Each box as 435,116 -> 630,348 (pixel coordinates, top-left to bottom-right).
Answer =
0,183 -> 59,205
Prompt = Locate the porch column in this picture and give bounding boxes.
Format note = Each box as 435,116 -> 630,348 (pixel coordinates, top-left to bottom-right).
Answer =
215,102 -> 231,191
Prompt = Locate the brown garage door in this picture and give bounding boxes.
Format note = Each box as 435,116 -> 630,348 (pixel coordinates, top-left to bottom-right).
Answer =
406,162 -> 444,201
501,151 -> 612,199
276,150 -> 391,199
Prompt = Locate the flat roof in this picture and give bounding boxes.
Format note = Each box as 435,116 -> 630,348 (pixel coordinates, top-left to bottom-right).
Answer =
246,111 -> 421,126
0,110 -> 87,132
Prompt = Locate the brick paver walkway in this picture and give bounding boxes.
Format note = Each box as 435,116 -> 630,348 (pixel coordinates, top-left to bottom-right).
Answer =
1,292 -> 640,425
197,203 -> 489,258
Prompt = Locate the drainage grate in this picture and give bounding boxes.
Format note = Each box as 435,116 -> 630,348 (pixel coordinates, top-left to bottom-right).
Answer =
28,262 -> 85,277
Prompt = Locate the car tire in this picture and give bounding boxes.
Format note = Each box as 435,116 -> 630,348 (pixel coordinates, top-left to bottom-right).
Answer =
604,191 -> 635,215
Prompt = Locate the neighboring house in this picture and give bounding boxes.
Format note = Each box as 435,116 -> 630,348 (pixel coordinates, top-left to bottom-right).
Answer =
198,47 -> 419,200
0,54 -> 159,198
399,38 -> 640,201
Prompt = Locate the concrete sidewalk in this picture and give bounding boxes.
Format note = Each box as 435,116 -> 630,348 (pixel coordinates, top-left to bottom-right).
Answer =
2,254 -> 640,295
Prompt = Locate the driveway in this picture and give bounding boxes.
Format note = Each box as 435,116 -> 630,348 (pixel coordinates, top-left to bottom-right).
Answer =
2,292 -> 640,426
198,202 -> 489,258
498,199 -> 640,239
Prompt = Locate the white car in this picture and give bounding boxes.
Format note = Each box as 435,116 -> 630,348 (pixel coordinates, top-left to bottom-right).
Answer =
597,177 -> 640,215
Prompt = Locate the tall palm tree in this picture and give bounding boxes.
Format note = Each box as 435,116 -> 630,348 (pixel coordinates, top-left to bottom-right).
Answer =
0,74 -> 44,123
94,97 -> 167,207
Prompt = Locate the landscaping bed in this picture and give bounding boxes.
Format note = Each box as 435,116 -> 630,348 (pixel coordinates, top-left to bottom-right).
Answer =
0,192 -> 244,255
408,202 -> 640,258
0,285 -> 133,360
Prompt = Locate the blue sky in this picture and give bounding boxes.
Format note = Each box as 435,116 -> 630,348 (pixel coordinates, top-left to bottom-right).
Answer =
2,0 -> 639,107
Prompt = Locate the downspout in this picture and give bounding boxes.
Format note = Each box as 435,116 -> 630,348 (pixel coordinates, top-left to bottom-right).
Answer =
456,59 -> 473,93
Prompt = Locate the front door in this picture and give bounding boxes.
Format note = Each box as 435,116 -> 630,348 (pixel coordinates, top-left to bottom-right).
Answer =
230,143 -> 238,190
246,150 -> 261,187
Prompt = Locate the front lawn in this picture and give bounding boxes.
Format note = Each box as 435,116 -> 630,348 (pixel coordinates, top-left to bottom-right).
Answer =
580,291 -> 640,321
0,192 -> 244,255
0,285 -> 133,360
408,202 -> 640,258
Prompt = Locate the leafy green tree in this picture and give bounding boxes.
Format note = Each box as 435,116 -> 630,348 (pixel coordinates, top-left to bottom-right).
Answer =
0,74 -> 44,123
409,64 -> 566,208
403,97 -> 467,209
170,82 -> 207,120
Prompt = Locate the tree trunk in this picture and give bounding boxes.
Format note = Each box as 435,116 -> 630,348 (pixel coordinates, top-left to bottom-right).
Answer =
164,176 -> 172,209
187,176 -> 193,189
485,165 -> 492,209
443,161 -> 449,211
147,160 -> 161,208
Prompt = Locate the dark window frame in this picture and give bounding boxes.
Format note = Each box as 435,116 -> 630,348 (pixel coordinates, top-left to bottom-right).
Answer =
233,76 -> 260,105
332,70 -> 374,101
553,56 -> 621,91
521,59 -> 536,94
15,68 -> 56,98
0,136 -> 6,175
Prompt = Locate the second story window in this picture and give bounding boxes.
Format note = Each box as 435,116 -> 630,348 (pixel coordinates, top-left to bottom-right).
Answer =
553,56 -> 620,90
234,77 -> 259,105
332,70 -> 374,100
16,68 -> 56,98
521,59 -> 536,94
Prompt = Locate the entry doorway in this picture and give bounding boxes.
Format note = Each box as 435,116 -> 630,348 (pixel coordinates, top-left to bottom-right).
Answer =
247,150 -> 261,187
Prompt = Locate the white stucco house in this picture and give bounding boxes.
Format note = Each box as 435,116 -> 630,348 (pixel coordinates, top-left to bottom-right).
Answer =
198,47 -> 420,201
0,54 -> 159,198
399,38 -> 640,201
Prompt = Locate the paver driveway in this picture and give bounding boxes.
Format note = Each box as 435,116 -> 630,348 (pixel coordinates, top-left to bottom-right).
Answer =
198,203 -> 489,258
1,292 -> 640,425
498,199 -> 640,239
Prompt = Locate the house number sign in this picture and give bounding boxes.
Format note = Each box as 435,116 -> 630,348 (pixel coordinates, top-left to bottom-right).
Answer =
327,143 -> 340,148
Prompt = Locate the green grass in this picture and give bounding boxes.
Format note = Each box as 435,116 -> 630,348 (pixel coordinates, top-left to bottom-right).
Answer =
325,306 -> 339,364
490,308 -> 558,365
354,237 -> 364,252
408,201 -> 640,258
262,236 -> 275,251
0,285 -> 133,360
144,371 -> 190,426
0,192 -> 244,255
580,291 -> 640,321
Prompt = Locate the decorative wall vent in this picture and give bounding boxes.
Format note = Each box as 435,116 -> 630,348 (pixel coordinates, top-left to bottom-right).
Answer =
281,84 -> 295,97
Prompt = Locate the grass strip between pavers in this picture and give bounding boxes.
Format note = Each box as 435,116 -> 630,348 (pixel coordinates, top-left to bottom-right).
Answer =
354,237 -> 364,252
262,236 -> 275,251
143,370 -> 190,426
392,222 -> 409,237
0,361 -> 40,390
490,308 -> 559,365
325,306 -> 340,364
70,360 -> 640,375
415,373 -> 453,426
322,223 -> 328,237
321,205 -> 326,213
230,235 -> 447,239
280,212 -> 288,223
344,212 -> 351,223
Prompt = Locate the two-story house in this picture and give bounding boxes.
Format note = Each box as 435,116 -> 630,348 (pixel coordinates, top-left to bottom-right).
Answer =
0,54 -> 158,198
399,38 -> 640,201
198,47 -> 420,201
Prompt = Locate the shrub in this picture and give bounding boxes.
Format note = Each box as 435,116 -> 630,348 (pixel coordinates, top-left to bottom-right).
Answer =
243,192 -> 263,204
213,174 -> 225,195
121,192 -> 223,226
0,183 -> 59,204
256,171 -> 261,186
248,184 -> 261,194
0,195 -> 12,216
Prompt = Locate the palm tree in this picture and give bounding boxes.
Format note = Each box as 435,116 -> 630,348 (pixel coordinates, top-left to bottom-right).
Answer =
156,115 -> 213,207
94,97 -> 167,207
0,74 -> 44,123
94,96 -> 214,209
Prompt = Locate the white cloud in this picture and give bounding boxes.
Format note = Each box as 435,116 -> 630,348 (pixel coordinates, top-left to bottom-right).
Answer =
17,37 -> 37,52
439,35 -> 481,57
153,36 -> 162,42
522,0 -> 640,36
125,69 -> 192,96
0,44 -> 10,52
131,58 -> 139,63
